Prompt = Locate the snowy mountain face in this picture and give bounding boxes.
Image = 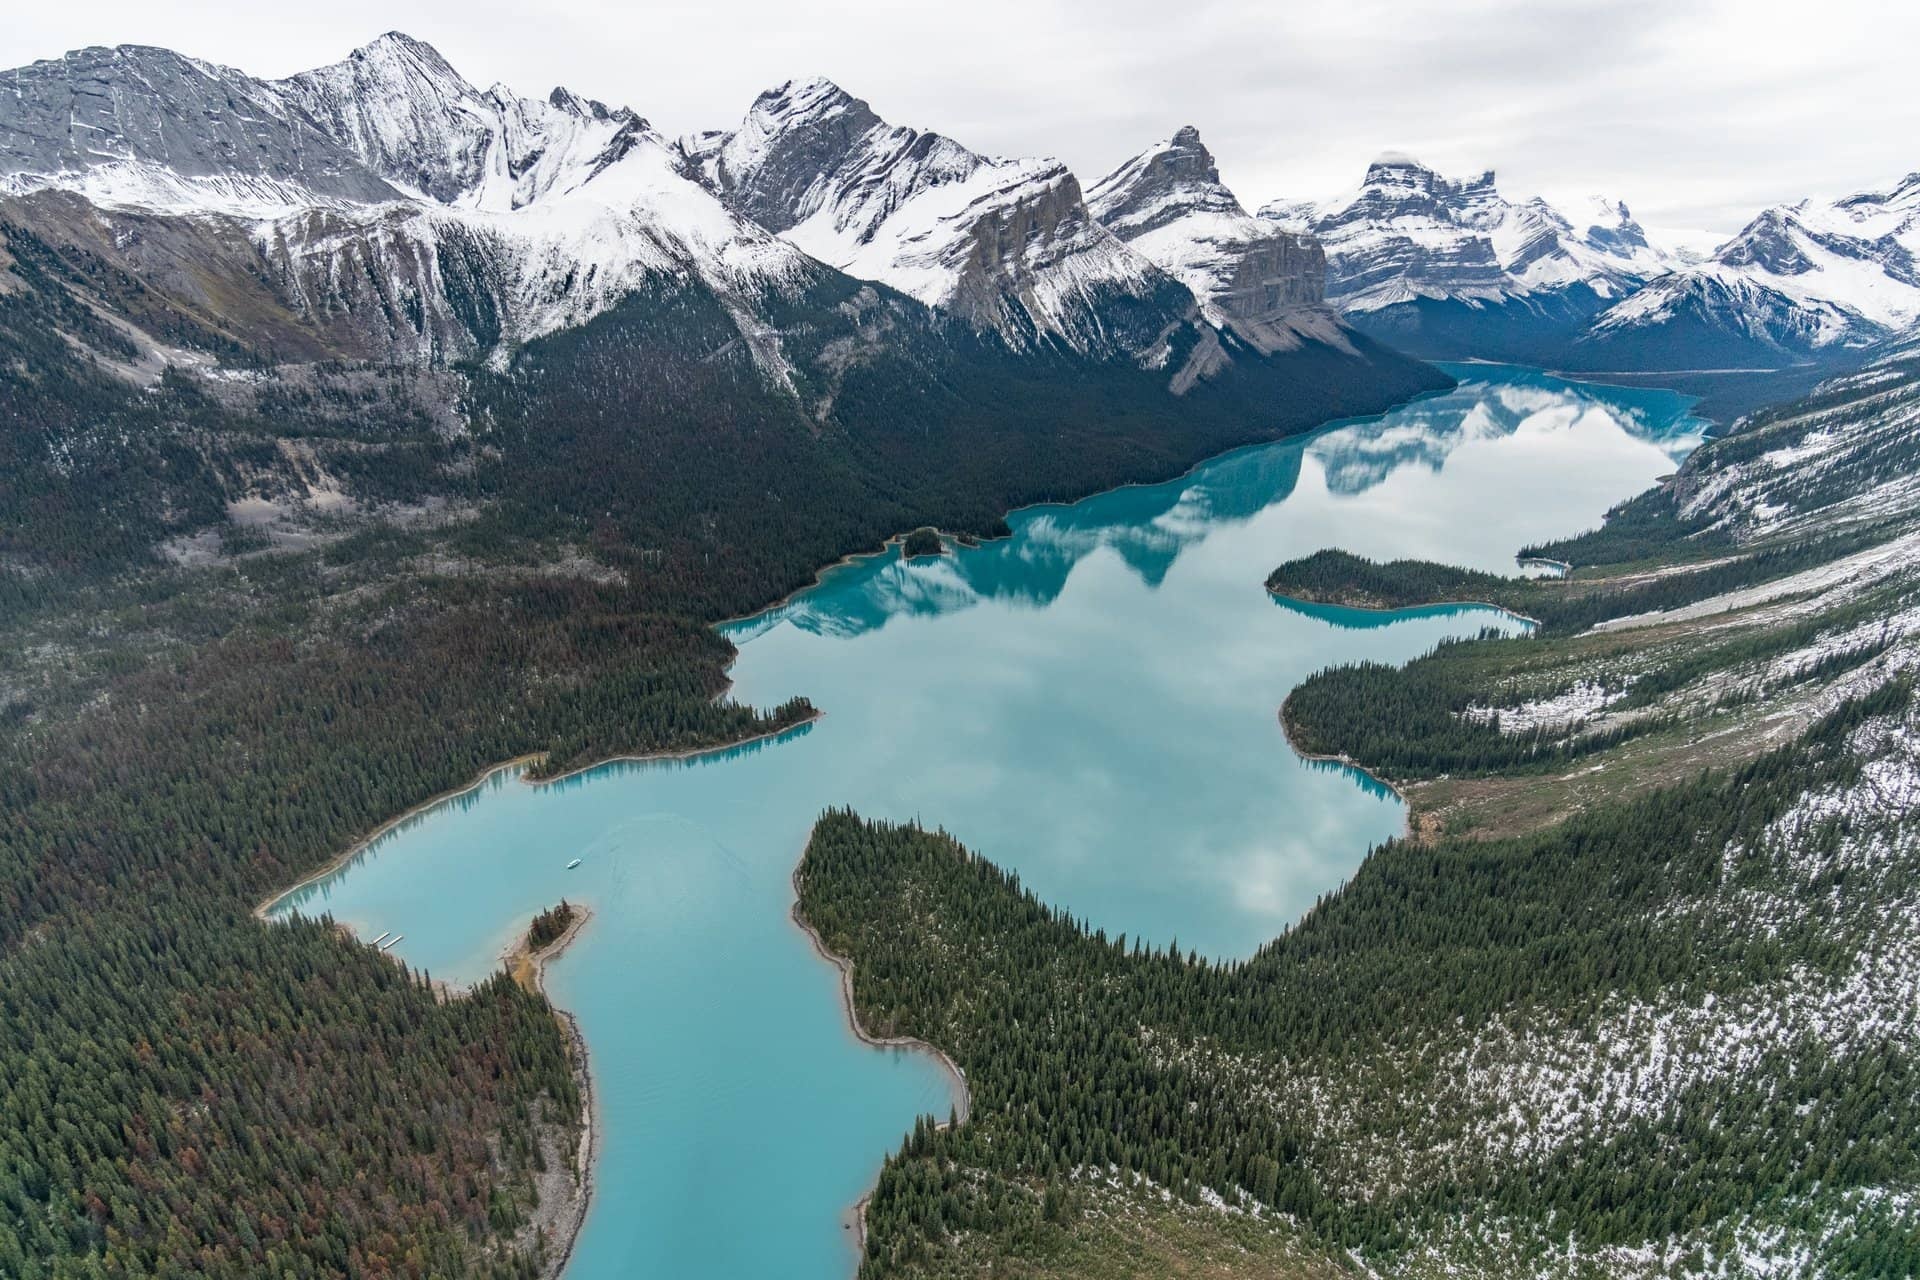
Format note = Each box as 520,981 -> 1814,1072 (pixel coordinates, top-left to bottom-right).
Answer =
0,34 -> 824,371
1260,155 -> 1671,315
1086,126 -> 1331,351
272,34 -> 653,213
680,78 -> 1193,357
1584,177 -> 1920,359
1238,150 -> 1920,379
0,43 -> 404,212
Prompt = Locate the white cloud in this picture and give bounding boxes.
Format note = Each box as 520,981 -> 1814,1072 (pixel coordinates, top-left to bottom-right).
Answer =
8,0 -> 1915,235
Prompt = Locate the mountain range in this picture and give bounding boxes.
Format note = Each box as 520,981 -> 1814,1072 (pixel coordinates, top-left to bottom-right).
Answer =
1,32 -> 1455,579
1255,154 -> 1920,382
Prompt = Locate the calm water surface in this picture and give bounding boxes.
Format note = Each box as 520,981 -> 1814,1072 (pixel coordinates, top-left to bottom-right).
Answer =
270,364 -> 1705,1279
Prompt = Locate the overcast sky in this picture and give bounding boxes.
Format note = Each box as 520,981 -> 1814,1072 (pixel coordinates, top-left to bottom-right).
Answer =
10,0 -> 1917,239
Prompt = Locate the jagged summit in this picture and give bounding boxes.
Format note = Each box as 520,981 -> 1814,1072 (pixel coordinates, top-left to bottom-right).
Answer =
1264,156 -> 1673,316
1586,178 -> 1920,359
682,77 -> 1189,356
681,77 -> 979,239
1086,126 -> 1245,237
0,41 -> 403,208
1087,127 -> 1328,345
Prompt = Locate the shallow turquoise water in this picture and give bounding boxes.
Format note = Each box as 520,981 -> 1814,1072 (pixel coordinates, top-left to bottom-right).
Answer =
270,364 -> 1705,1279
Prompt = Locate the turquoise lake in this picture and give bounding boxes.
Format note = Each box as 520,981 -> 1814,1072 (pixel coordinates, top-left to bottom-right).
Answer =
268,363 -> 1706,1278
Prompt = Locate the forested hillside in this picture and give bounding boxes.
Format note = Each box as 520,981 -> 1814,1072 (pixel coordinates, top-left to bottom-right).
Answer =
0,164 -> 1441,1275
797,342 -> 1920,1280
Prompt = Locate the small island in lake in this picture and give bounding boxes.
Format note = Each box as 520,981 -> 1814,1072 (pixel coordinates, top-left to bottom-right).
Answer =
900,527 -> 944,559
529,900 -> 579,952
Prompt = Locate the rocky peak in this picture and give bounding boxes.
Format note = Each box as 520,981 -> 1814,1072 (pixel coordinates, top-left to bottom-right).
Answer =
682,79 -> 1190,357
1836,172 -> 1920,219
1085,125 -> 1246,238
1088,128 -> 1327,342
1328,153 -> 1503,229
686,77 -> 980,238
1580,197 -> 1654,256
547,85 -> 624,123
274,33 -> 497,203
1716,209 -> 1817,275
0,42 -> 401,205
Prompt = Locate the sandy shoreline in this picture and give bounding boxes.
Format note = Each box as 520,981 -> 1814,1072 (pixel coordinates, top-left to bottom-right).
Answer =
787,857 -> 974,1261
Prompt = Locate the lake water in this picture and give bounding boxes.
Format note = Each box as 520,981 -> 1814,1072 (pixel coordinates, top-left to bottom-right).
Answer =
269,363 -> 1706,1279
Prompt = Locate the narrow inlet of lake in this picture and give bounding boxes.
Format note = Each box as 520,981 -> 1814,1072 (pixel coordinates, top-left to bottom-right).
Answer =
269,364 -> 1708,1279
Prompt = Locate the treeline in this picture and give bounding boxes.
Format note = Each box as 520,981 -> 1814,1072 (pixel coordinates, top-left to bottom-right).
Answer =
797,682 -> 1920,1277
0,574 -> 809,1276
1281,643 -> 1658,777
463,276 -> 1449,623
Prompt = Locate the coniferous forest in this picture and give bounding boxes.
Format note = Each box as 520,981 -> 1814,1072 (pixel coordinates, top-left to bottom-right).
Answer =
8,147 -> 1920,1277
799,682 -> 1920,1278
0,205 -> 1445,1278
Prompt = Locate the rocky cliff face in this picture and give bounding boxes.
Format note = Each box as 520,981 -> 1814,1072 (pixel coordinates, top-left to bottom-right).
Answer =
0,34 -> 825,372
681,78 -> 1189,357
0,43 -> 402,210
273,33 -> 651,212
1088,126 -> 1328,350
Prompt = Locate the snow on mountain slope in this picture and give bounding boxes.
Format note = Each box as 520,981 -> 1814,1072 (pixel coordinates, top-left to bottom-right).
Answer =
1258,155 -> 1673,314
0,34 -> 818,369
1585,178 -> 1920,358
0,43 -> 403,210
1086,126 -> 1327,349
272,32 -> 657,215
682,78 -> 1189,356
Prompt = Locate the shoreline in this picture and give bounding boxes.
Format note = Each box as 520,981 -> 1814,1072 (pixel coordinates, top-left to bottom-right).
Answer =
1276,700 -> 1420,842
1267,585 -> 1543,629
254,712 -> 823,921
713,380 -> 1459,633
248,381 -> 1456,1278
501,905 -> 598,1280
788,855 -> 973,1262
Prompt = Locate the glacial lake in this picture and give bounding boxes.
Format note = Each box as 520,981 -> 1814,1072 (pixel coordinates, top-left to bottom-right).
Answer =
269,363 -> 1706,1279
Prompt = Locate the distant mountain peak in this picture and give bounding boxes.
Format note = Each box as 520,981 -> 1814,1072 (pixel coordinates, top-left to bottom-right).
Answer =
1088,129 -> 1329,343
1087,127 -> 1244,235
684,79 -> 1193,357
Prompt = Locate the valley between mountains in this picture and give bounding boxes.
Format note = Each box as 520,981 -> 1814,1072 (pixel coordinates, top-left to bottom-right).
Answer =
1,28 -> 1918,1280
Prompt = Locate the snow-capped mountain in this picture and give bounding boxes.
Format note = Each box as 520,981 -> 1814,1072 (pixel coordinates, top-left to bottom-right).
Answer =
271,32 -> 647,210
1249,154 -> 1678,365
679,78 -> 1194,356
1260,154 -> 1672,314
0,42 -> 403,212
0,34 -> 831,369
1261,151 -> 1920,375
1,30 -> 1430,426
1579,175 -> 1920,365
1086,126 -> 1333,352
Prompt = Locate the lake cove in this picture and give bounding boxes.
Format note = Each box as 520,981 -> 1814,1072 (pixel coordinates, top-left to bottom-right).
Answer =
269,364 -> 1707,1279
